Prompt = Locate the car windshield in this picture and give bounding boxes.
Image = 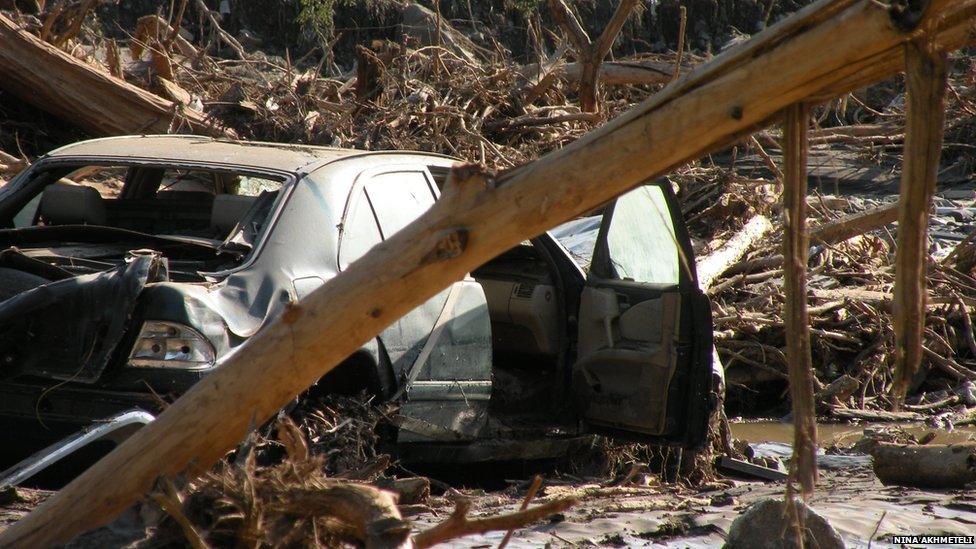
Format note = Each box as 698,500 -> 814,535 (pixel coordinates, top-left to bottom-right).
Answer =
10,164 -> 283,244
550,215 -> 601,272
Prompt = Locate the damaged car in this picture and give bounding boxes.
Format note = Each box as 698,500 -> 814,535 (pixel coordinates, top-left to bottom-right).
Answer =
0,135 -> 715,472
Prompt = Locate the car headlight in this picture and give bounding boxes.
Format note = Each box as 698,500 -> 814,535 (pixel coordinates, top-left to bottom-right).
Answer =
127,321 -> 216,369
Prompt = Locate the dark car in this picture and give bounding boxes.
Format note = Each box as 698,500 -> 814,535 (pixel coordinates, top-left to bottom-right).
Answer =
0,135 -> 715,468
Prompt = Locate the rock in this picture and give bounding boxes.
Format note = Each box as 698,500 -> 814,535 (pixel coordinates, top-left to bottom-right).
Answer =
724,498 -> 844,549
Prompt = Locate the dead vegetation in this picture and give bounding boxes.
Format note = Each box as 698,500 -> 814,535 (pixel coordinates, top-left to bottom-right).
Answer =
2,0 -> 976,545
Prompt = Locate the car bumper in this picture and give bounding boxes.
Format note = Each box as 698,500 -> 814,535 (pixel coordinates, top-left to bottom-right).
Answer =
0,381 -> 162,464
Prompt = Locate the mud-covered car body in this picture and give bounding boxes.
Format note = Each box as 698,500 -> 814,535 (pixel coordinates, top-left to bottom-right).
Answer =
0,135 -> 714,465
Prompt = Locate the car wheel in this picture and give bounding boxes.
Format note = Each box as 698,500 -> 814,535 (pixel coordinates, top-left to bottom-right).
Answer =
0,267 -> 49,301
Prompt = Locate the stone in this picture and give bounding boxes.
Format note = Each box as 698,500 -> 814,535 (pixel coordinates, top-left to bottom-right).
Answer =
724,498 -> 844,549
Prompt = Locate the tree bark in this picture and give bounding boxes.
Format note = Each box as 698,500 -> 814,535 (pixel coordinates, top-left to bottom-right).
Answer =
0,13 -> 229,137
871,442 -> 976,489
891,39 -> 948,407
547,0 -> 640,113
697,214 -> 773,289
519,59 -> 675,87
782,102 -> 818,499
275,484 -> 411,549
3,1 -> 975,545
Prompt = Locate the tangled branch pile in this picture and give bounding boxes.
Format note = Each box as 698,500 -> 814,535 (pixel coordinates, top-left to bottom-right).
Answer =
680,54 -> 976,422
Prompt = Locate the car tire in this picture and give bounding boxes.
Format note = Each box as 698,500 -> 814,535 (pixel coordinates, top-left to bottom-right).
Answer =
0,267 -> 49,301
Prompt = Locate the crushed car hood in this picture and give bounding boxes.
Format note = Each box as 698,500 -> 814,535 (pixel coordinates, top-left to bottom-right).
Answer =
0,253 -> 161,382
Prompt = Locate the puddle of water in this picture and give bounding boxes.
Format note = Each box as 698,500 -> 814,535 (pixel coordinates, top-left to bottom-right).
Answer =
730,420 -> 976,446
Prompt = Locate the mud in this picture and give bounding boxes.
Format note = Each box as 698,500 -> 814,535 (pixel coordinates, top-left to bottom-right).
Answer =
408,466 -> 976,547
3,421 -> 976,547
731,420 -> 976,446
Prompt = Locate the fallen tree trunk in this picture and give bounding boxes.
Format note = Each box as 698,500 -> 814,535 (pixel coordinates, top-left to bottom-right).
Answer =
519,59 -> 675,87
809,202 -> 898,245
0,13 -> 229,137
871,442 -> 976,489
697,215 -> 773,289
891,39 -> 948,407
722,203 -> 899,277
4,1 -> 975,545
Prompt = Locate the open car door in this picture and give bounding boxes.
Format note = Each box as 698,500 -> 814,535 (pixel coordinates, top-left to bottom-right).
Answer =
572,183 -> 714,448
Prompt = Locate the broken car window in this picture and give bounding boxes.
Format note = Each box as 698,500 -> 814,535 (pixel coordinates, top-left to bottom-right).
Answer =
233,176 -> 281,196
11,165 -> 284,245
67,165 -> 128,198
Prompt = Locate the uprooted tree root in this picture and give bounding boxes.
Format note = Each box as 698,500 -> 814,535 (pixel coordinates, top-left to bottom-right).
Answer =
148,414 -> 577,548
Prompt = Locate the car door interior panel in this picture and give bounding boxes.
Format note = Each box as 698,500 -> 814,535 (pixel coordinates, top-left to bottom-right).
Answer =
574,286 -> 680,435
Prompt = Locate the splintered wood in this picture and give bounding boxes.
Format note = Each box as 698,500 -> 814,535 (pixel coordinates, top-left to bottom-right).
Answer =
0,12 -> 228,137
782,103 -> 818,499
891,39 -> 949,408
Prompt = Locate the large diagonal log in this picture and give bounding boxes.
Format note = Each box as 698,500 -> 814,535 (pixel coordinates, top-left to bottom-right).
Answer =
891,38 -> 949,407
0,13 -> 229,137
3,1 -> 975,546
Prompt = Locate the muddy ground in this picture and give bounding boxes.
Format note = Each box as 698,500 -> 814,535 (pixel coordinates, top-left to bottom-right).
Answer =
2,421 -> 974,547
375,422 -> 976,547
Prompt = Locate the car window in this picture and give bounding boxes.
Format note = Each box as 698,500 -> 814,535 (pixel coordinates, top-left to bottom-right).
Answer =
158,170 -> 216,194
550,214 -> 602,272
11,164 -> 285,239
66,166 -> 128,198
12,165 -> 127,227
339,189 -> 382,269
364,171 -> 436,239
605,185 -> 679,284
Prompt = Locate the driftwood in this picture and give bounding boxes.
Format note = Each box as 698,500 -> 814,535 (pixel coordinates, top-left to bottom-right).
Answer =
399,2 -> 489,63
892,39 -> 949,407
547,0 -> 639,112
809,203 -> 898,246
519,59 -> 675,87
721,203 -> 900,279
871,442 -> 976,489
273,484 -> 411,549
830,407 -> 924,422
0,150 -> 27,175
130,14 -> 199,60
697,215 -> 773,289
0,12 -> 228,137
413,496 -> 577,549
815,374 -> 859,404
782,103 -> 817,499
4,1 -> 976,546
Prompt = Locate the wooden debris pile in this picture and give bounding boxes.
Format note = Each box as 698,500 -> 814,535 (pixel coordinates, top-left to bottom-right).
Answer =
0,0 -> 689,168
59,394 -> 576,547
676,60 -> 976,422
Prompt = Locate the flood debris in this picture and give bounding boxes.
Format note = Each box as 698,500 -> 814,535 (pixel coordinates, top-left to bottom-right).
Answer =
62,396 -> 578,548
871,442 -> 976,489
0,0 -> 976,546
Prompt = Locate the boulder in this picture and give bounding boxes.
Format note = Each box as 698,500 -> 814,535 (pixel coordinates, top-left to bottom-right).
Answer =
725,498 -> 843,549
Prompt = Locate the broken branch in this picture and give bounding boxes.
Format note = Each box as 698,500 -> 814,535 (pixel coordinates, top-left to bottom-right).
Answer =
412,495 -> 577,549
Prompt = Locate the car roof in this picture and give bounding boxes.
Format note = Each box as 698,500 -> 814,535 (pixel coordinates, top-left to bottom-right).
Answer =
44,135 -> 457,174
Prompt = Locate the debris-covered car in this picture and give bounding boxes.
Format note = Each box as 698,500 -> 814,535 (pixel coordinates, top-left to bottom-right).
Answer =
0,135 -> 714,467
